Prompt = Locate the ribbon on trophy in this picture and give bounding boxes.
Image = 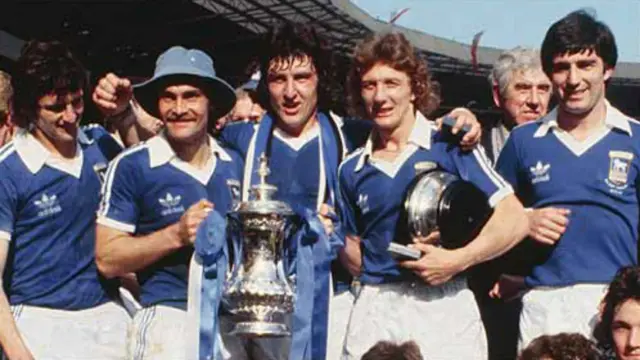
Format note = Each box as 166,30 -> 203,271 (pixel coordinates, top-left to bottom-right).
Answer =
242,112 -> 345,360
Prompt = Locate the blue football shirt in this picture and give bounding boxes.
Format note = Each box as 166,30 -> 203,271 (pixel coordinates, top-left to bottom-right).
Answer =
496,103 -> 640,287
338,112 -> 513,284
0,125 -> 122,309
98,134 -> 243,309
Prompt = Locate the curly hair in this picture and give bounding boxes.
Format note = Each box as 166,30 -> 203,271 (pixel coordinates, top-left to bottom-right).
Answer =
594,266 -> 640,347
518,333 -> 601,360
11,40 -> 87,128
361,340 -> 424,360
346,32 -> 440,119
256,21 -> 334,112
0,70 -> 12,126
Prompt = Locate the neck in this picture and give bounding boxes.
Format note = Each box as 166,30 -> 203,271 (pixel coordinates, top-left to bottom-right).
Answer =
275,112 -> 318,138
31,127 -> 77,159
168,132 -> 211,168
557,98 -> 607,135
375,111 -> 416,152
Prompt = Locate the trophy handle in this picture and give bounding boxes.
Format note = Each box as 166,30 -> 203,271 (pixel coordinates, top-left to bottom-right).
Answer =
225,214 -> 244,286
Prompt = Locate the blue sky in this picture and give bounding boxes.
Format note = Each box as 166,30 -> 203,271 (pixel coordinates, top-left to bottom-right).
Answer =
354,0 -> 640,62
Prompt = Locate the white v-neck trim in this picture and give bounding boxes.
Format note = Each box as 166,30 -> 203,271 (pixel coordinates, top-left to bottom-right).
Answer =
369,144 -> 419,178
169,155 -> 216,186
553,126 -> 612,157
273,124 -> 320,151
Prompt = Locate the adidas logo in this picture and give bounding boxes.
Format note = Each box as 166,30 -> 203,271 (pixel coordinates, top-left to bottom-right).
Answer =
357,193 -> 370,214
34,193 -> 62,217
159,193 -> 185,216
530,161 -> 551,184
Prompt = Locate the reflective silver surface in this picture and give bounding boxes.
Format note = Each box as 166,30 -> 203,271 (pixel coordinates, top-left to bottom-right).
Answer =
404,170 -> 458,237
223,154 -> 295,337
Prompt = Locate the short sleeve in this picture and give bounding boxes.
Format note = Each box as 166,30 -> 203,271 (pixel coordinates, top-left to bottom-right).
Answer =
0,171 -> 17,241
495,133 -> 521,193
448,144 -> 514,208
97,155 -> 140,233
337,163 -> 358,236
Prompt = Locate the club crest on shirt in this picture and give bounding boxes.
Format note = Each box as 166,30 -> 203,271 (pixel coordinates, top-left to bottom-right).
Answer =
529,161 -> 551,184
159,192 -> 185,216
34,193 -> 62,217
93,163 -> 108,185
226,179 -> 241,208
606,151 -> 633,191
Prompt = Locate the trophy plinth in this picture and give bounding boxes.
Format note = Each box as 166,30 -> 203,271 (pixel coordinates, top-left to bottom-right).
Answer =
223,154 -> 296,337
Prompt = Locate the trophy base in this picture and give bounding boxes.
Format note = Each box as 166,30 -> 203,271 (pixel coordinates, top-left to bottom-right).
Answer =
230,321 -> 291,338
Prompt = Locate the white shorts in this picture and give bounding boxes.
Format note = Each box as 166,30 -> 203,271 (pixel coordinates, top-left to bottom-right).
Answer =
129,305 -> 187,360
12,301 -> 130,360
342,277 -> 487,360
327,289 -> 355,359
519,284 -> 607,349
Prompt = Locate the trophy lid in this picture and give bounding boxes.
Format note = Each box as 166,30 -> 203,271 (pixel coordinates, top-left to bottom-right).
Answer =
235,154 -> 294,216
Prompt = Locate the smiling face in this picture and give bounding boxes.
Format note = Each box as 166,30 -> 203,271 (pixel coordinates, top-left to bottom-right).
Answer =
157,84 -> 210,143
33,89 -> 84,149
266,55 -> 319,134
550,50 -> 612,116
612,299 -> 640,360
360,62 -> 415,132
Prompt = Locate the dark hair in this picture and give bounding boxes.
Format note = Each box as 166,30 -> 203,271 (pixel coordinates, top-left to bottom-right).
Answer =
594,266 -> 640,346
346,32 -> 440,119
361,340 -> 424,360
257,21 -> 334,112
518,333 -> 601,360
540,10 -> 618,76
12,40 -> 87,128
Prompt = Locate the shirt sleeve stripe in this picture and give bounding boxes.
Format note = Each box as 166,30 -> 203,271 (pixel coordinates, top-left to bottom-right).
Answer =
488,186 -> 514,208
99,146 -> 145,217
472,147 -> 510,189
97,216 -> 136,234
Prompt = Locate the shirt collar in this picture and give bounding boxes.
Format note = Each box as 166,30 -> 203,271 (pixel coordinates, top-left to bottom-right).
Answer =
147,132 -> 232,168
534,101 -> 632,138
355,111 -> 432,172
13,128 -> 83,175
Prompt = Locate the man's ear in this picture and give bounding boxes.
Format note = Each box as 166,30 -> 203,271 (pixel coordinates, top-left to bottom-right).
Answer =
603,66 -> 614,82
491,83 -> 502,108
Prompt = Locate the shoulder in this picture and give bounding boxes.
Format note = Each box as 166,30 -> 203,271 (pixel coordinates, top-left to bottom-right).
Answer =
338,147 -> 365,177
0,142 -> 20,179
340,118 -> 372,150
221,121 -> 257,139
80,123 -> 123,160
108,141 -> 149,172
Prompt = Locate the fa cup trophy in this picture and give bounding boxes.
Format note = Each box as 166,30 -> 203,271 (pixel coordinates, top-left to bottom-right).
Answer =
222,154 -> 296,337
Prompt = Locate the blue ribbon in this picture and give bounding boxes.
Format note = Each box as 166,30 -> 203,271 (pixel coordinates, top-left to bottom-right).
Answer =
194,210 -> 229,360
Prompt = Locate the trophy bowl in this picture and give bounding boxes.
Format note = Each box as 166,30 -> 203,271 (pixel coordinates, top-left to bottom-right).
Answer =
222,155 -> 296,337
403,169 -> 492,249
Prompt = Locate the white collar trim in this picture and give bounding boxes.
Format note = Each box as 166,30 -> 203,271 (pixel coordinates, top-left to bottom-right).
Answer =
147,132 -> 231,168
355,111 -> 432,172
13,128 -> 84,178
534,101 -> 632,138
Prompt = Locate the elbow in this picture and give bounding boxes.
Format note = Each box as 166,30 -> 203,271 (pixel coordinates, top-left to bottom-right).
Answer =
95,252 -> 122,279
96,257 -> 120,279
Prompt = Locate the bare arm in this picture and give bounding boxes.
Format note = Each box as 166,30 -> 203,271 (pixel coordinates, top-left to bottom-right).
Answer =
402,194 -> 528,285
96,200 -> 212,278
339,235 -> 362,277
456,194 -> 529,267
0,240 -> 33,360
